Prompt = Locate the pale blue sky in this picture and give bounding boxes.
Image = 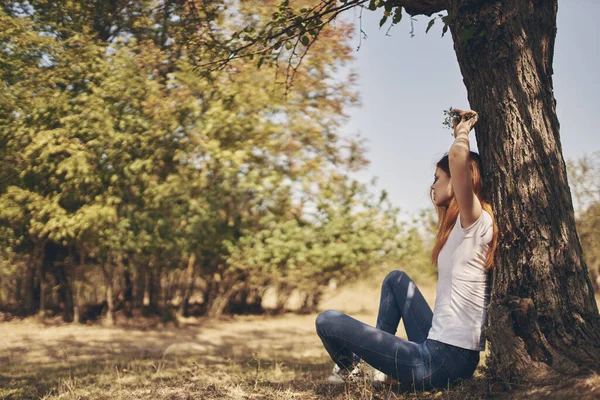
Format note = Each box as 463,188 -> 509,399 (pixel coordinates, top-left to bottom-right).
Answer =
339,1 -> 600,219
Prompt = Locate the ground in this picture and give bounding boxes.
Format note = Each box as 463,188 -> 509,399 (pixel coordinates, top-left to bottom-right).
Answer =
1,277 -> 599,399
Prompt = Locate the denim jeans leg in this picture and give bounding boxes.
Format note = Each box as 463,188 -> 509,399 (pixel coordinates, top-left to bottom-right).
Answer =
316,310 -> 430,386
376,270 -> 433,343
315,310 -> 356,370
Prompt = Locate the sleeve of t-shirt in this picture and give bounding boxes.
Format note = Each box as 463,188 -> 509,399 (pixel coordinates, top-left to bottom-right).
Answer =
459,210 -> 493,238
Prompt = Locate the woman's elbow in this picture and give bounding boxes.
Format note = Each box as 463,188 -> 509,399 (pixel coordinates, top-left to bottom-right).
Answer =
448,146 -> 469,162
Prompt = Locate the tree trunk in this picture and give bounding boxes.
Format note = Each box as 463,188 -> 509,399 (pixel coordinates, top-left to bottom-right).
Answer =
275,284 -> 294,314
208,282 -> 246,318
298,288 -> 322,314
448,0 -> 600,383
148,264 -> 161,313
15,277 -> 22,305
73,248 -> 86,324
134,263 -> 146,309
37,241 -> 48,317
105,283 -> 114,326
23,262 -> 37,315
178,253 -> 196,318
24,241 -> 44,314
73,283 -> 81,324
122,268 -> 133,317
225,287 -> 265,315
103,263 -> 114,326
55,263 -> 74,322
37,265 -> 46,316
41,241 -> 74,321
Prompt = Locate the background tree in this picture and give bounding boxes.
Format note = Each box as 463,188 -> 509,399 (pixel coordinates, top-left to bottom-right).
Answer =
183,0 -> 600,385
568,152 -> 600,292
1,1 -> 427,326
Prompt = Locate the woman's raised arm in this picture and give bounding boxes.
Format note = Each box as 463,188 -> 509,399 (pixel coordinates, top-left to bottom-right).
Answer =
448,109 -> 482,229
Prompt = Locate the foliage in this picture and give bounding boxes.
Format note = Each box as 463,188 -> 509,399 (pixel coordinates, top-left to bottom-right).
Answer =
182,0 -> 450,86
0,0 -> 435,319
568,152 -> 600,291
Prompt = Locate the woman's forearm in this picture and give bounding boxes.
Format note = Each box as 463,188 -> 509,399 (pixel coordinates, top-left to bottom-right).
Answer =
448,130 -> 470,164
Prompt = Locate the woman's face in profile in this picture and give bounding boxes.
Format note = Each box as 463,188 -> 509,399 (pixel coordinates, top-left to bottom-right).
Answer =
431,167 -> 452,207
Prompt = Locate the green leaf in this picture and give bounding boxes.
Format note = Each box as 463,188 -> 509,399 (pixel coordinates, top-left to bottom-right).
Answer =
392,7 -> 403,24
441,15 -> 454,25
379,15 -> 388,28
426,18 -> 436,34
442,23 -> 449,37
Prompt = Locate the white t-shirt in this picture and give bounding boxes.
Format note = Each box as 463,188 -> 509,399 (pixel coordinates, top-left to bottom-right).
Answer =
427,210 -> 493,351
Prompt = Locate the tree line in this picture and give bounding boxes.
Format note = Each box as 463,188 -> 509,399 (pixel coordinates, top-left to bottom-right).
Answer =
0,0 -> 439,324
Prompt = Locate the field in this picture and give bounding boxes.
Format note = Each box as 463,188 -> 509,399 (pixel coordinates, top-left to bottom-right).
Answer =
1,277 -> 599,400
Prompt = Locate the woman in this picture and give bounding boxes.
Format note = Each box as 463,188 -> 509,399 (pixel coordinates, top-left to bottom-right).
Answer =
315,109 -> 498,389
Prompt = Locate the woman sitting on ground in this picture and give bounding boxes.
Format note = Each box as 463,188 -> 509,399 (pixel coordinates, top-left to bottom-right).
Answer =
315,109 -> 498,389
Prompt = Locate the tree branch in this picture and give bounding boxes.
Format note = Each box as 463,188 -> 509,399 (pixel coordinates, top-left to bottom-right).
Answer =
391,0 -> 448,16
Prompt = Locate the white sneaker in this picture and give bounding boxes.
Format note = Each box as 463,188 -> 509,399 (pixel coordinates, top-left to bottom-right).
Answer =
326,363 -> 361,384
362,363 -> 388,386
327,362 -> 388,385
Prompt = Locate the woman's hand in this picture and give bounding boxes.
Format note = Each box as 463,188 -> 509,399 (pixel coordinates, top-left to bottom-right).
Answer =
452,109 -> 478,138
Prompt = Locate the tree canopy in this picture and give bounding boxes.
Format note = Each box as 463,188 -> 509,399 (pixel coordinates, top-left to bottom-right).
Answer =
0,0 -> 430,322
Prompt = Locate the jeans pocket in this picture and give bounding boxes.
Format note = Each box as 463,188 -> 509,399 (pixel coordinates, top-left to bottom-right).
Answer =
421,340 -> 449,388
445,346 -> 479,381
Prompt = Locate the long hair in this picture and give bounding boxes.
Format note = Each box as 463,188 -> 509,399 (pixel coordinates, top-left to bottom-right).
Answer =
430,152 -> 498,270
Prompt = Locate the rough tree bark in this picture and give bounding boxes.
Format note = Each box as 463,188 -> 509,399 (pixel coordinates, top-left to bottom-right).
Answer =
395,0 -> 600,383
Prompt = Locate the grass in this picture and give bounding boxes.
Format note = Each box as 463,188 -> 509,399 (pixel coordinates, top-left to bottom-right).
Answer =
1,276 -> 599,399
0,323 -> 491,400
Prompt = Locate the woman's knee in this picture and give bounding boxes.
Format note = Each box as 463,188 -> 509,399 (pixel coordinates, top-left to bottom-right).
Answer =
383,270 -> 410,286
315,309 -> 343,332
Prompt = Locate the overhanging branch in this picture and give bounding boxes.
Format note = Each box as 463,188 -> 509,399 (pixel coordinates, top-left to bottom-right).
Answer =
391,0 -> 448,16
181,0 -> 450,82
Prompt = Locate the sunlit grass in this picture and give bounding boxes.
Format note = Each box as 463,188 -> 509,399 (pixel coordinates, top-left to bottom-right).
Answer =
1,276 -> 598,399
1,347 -> 492,400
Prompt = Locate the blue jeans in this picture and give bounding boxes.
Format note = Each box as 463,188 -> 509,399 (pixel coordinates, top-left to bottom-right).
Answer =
315,270 -> 480,389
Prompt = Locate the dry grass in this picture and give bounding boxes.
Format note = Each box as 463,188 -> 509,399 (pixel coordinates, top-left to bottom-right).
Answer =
0,275 -> 598,399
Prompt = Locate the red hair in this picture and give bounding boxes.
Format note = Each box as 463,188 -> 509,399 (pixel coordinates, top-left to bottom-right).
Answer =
430,152 -> 498,270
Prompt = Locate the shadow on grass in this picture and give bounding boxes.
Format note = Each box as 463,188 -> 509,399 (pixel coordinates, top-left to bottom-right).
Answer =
0,352 -> 335,400
0,320 -> 334,399
7,316 -> 596,400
